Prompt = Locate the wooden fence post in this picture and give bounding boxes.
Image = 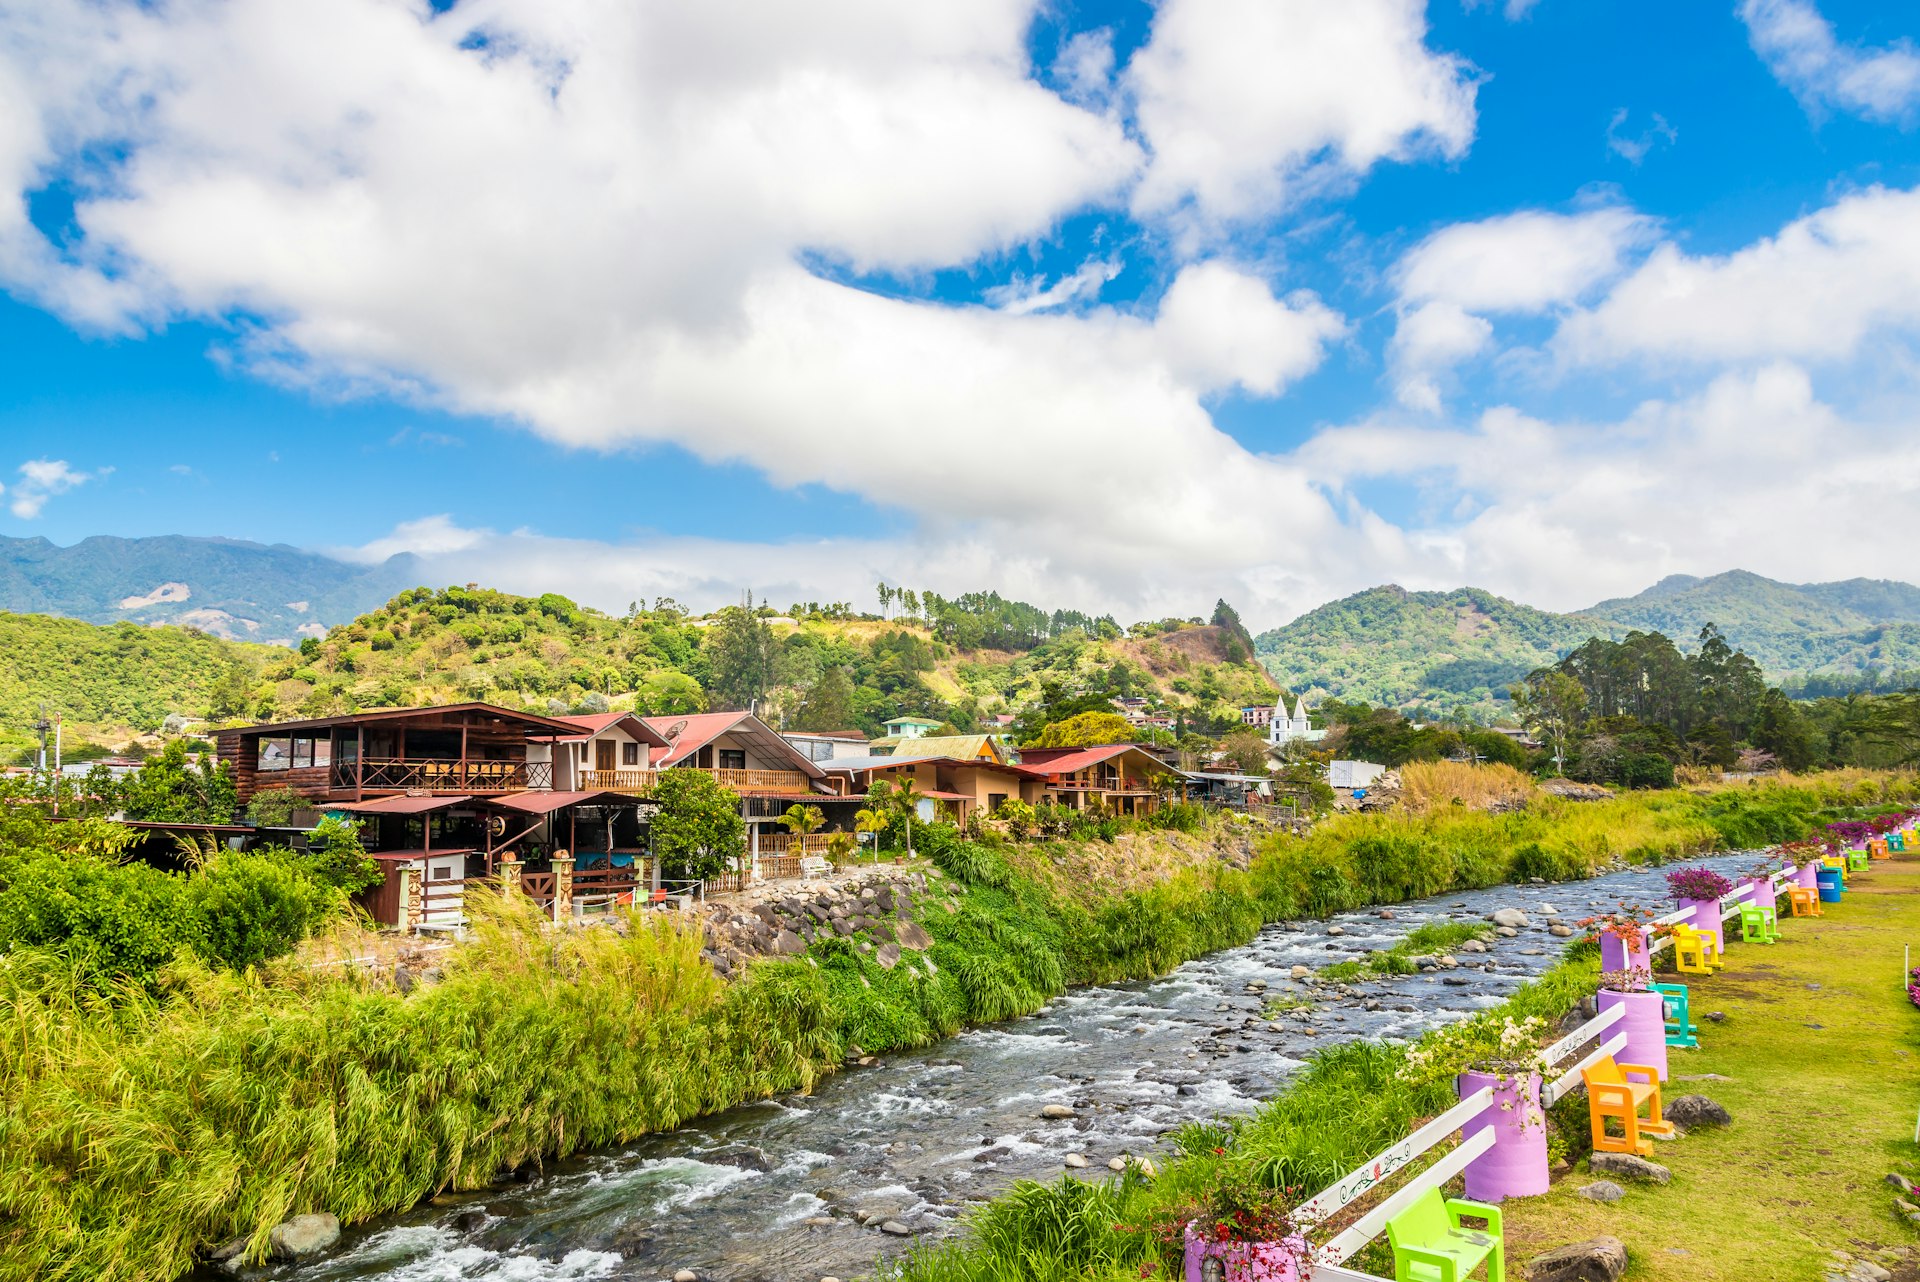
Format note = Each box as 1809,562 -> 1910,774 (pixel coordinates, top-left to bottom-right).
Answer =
552,851 -> 573,923
500,856 -> 523,897
400,866 -> 423,932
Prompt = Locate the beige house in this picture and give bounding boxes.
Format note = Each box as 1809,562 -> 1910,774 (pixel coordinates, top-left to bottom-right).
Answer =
824,753 -> 1046,825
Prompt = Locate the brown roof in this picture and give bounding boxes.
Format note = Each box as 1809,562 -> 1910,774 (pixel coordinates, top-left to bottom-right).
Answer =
640,711 -> 825,778
334,794 -> 474,814
548,713 -> 672,748
226,702 -> 583,738
488,790 -> 642,815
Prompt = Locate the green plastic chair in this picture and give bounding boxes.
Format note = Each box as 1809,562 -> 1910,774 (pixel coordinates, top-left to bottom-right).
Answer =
1387,1187 -> 1505,1282
1650,981 -> 1699,1048
1846,849 -> 1869,873
1737,903 -> 1778,944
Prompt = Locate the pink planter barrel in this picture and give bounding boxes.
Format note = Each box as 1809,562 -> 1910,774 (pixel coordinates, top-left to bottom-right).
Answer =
1598,929 -> 1651,980
1795,862 -> 1820,891
1458,1069 -> 1548,1202
1597,988 -> 1668,1082
1744,876 -> 1775,911
1676,896 -> 1723,953
1184,1227 -> 1304,1282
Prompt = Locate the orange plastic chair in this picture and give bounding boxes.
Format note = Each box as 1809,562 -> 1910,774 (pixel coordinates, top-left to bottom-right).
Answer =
1582,1056 -> 1675,1156
1787,886 -> 1822,917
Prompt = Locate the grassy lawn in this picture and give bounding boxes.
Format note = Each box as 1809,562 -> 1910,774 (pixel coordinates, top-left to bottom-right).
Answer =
1502,854 -> 1920,1281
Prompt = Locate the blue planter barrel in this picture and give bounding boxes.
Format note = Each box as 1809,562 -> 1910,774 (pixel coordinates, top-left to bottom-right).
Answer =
1815,867 -> 1843,903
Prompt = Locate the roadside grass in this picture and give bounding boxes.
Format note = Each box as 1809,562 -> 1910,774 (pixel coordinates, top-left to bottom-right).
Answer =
1319,921 -> 1501,981
1500,853 -> 1920,1281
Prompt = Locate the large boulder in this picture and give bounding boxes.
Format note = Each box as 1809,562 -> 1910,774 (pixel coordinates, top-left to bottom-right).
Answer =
1664,1095 -> 1732,1128
1527,1236 -> 1628,1282
896,920 -> 933,950
1588,1152 -> 1670,1184
770,929 -> 807,956
1491,908 -> 1531,929
268,1213 -> 340,1261
875,942 -> 902,970
1576,1181 -> 1625,1203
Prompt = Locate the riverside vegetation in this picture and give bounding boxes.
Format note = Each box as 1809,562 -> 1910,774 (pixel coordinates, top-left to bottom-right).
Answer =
0,773 -> 1915,1279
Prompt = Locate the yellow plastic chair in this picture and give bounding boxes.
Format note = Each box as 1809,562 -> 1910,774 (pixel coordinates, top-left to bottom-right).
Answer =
1670,922 -> 1723,975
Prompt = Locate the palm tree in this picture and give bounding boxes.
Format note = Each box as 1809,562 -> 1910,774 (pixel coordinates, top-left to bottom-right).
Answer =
853,806 -> 890,863
780,803 -> 826,854
886,776 -> 926,860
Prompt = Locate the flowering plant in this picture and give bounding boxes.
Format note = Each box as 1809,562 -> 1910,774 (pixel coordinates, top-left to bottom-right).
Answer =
1576,904 -> 1661,952
1128,1160 -> 1313,1279
1908,966 -> 1920,1013
1598,965 -> 1651,993
1399,1013 -> 1552,1086
1665,866 -> 1733,902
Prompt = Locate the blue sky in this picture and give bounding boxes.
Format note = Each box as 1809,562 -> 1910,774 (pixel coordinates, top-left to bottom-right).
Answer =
3,0 -> 1919,626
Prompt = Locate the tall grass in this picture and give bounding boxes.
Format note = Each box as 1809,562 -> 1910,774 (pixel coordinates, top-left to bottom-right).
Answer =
0,774 -> 1909,1279
1398,761 -> 1536,814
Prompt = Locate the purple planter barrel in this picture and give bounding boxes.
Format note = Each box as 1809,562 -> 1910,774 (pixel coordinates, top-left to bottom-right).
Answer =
1598,929 -> 1651,979
1458,1069 -> 1548,1202
1597,987 -> 1668,1081
1184,1227 -> 1304,1282
1676,896 -> 1723,952
1744,876 -> 1775,910
1796,861 -> 1820,891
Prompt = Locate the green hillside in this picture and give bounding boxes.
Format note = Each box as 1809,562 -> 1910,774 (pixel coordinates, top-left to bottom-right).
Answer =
0,612 -> 279,760
1255,571 -> 1920,719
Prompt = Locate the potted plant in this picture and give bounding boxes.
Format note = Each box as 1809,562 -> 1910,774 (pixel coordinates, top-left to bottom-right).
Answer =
1135,1161 -> 1313,1282
1399,1013 -> 1552,1200
1577,905 -> 1659,978
1666,865 -> 1734,950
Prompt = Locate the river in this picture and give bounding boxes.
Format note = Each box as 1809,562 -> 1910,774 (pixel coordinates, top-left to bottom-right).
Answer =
222,852 -> 1759,1282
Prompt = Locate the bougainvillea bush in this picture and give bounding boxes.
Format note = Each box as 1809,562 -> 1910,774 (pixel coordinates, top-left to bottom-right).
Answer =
1666,866 -> 1734,902
1908,966 -> 1920,1012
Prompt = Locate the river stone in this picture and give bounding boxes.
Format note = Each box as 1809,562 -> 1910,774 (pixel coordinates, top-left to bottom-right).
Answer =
1041,1104 -> 1077,1119
1108,1157 -> 1127,1170
1589,1152 -> 1670,1183
1665,1095 -> 1732,1128
1496,926 -> 1519,938
1549,924 -> 1574,937
1289,966 -> 1312,979
769,929 -> 806,956
674,1271 -> 701,1282
1577,1180 -> 1625,1203
897,920 -> 933,950
1326,925 -> 1346,936
875,942 -> 902,970
1527,1236 -> 1628,1282
1459,939 -> 1488,953
1064,1154 -> 1089,1168
1491,908 -> 1531,928
268,1213 -> 340,1261
709,1144 -> 774,1172
879,1220 -> 913,1236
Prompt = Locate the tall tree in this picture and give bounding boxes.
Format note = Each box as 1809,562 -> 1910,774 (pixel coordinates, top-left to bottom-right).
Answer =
649,769 -> 746,879
705,597 -> 775,710
797,665 -> 856,729
1510,669 -> 1588,774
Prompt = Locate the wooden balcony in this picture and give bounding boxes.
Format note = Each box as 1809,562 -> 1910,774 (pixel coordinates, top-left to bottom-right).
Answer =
335,758 -> 552,794
578,766 -> 812,796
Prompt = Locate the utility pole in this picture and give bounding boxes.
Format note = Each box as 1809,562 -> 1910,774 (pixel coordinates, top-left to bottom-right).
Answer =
32,704 -> 50,775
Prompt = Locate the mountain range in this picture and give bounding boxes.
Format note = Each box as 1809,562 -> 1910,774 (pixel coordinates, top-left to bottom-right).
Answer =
1255,570 -> 1920,716
0,535 -> 418,645
3,534 -> 1917,716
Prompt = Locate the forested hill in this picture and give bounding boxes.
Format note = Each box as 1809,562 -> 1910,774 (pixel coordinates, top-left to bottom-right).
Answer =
1255,571 -> 1920,719
0,534 -> 418,644
2,586 -> 1275,760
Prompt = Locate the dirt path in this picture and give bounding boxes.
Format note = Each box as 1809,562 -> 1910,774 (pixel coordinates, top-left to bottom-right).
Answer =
1502,854 -> 1920,1281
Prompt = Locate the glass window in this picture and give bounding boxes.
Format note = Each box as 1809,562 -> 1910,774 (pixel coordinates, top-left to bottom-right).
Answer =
311,738 -> 332,767
258,737 -> 292,771
719,749 -> 746,771
291,738 -> 313,768
622,741 -> 640,766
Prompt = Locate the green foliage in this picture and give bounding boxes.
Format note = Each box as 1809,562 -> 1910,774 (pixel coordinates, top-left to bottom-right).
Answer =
185,854 -> 344,971
299,816 -> 382,893
1020,711 -> 1137,749
648,769 -> 746,877
108,740 -> 239,823
243,785 -> 305,827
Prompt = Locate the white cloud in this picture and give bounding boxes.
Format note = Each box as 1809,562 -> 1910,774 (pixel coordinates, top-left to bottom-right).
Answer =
1397,206 -> 1655,314
1126,0 -> 1478,231
1604,108 -> 1677,165
1740,0 -> 1920,123
334,514 -> 486,564
1292,364 -> 1920,611
8,458 -> 92,519
1150,262 -> 1346,396
1557,184 -> 1920,367
984,257 -> 1121,315
1387,205 -> 1653,408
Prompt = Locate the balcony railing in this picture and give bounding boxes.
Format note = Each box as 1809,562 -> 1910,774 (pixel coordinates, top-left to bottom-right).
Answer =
578,766 -> 812,796
335,758 -> 552,793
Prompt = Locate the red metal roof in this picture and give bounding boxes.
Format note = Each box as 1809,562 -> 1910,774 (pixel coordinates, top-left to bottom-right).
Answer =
488,790 -> 640,815
1019,744 -> 1150,776
639,712 -> 824,777
549,713 -> 672,747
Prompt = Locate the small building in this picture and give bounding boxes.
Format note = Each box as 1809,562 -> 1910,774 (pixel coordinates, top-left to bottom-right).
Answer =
869,732 -> 1008,764
1018,744 -> 1180,817
781,729 -> 872,763
1241,705 -> 1274,728
824,754 -> 1047,826
540,712 -> 672,791
877,715 -> 943,740
1265,692 -> 1328,749
1328,760 -> 1388,790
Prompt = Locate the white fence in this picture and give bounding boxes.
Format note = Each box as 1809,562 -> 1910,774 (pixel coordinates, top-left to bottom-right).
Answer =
1297,997 -> 1628,1277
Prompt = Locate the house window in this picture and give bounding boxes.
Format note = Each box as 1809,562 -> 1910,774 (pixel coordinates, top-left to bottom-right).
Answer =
718,749 -> 746,771
577,743 -> 588,762
432,864 -> 454,880
988,793 -> 1007,813
622,742 -> 640,766
258,737 -> 292,771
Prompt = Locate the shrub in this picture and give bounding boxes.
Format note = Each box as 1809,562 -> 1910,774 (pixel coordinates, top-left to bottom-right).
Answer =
187,854 -> 343,971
